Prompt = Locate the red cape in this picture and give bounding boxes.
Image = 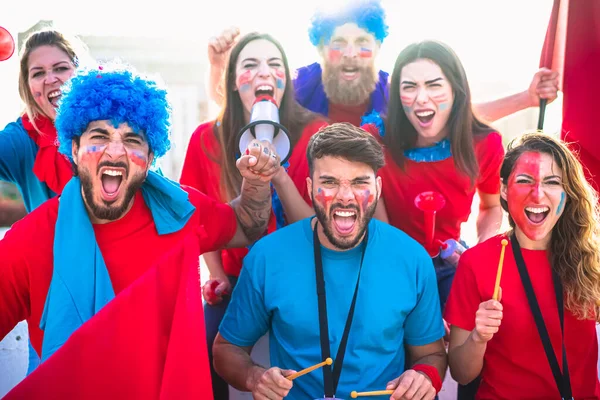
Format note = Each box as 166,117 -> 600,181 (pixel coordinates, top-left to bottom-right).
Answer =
5,227 -> 214,400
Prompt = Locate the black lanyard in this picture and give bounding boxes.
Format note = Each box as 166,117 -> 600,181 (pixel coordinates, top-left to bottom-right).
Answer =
511,235 -> 573,400
313,221 -> 368,398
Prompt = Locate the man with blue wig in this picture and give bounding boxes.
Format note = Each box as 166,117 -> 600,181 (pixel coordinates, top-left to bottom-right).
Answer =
206,0 -> 559,126
0,63 -> 281,365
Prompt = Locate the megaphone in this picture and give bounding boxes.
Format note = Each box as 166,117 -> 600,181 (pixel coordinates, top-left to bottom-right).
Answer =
237,95 -> 292,165
0,26 -> 15,62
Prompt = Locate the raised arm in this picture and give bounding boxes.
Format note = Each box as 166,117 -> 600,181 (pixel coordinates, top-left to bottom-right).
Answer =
206,27 -> 241,106
226,140 -> 280,248
473,68 -> 559,122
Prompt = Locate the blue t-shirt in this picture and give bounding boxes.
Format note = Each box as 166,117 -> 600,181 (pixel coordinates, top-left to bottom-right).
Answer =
220,217 -> 444,399
0,118 -> 54,212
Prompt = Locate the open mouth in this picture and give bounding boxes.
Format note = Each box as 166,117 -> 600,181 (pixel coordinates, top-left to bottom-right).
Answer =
415,110 -> 435,126
332,209 -> 357,235
255,85 -> 274,98
48,89 -> 62,108
341,66 -> 359,80
524,206 -> 550,224
100,168 -> 125,201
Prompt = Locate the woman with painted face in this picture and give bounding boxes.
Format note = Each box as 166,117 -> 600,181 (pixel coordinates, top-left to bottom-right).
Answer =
0,30 -> 91,213
362,40 -> 504,312
445,132 -> 600,399
179,32 -> 326,399
0,29 -> 91,375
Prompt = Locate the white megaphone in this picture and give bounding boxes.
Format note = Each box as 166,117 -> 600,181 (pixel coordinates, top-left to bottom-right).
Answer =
237,95 -> 292,165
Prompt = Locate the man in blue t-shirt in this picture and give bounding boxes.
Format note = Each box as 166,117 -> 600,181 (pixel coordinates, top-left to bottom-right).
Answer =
214,123 -> 446,400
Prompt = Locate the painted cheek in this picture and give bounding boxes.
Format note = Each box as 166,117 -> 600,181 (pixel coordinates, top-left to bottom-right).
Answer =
557,191 -> 566,215
80,145 -> 105,161
359,47 -> 372,58
355,189 -> 372,211
237,70 -> 253,92
275,70 -> 285,79
129,150 -> 148,168
34,92 -> 43,98
328,49 -> 342,63
316,187 -> 335,207
276,78 -> 285,90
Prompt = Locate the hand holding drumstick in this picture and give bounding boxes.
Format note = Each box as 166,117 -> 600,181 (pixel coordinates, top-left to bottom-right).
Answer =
472,239 -> 507,344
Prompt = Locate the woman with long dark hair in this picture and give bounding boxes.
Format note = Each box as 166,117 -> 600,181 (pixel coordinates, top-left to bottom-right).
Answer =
180,32 -> 326,399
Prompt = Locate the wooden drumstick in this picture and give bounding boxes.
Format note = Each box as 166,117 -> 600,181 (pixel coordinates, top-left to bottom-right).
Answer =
493,239 -> 509,301
286,358 -> 333,381
351,390 -> 394,398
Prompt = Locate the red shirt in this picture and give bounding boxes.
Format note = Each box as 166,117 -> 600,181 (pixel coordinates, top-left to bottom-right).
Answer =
445,235 -> 600,399
0,187 -> 236,357
378,132 -> 504,247
180,119 -> 328,276
328,101 -> 369,126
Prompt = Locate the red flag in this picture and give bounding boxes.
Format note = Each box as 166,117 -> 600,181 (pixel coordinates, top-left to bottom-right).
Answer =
4,227 -> 214,400
560,0 -> 600,194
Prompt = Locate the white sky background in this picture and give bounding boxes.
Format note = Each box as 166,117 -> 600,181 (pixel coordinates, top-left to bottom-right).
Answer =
2,0 -> 554,102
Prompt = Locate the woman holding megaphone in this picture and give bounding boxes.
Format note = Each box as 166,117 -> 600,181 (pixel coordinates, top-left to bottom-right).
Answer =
445,132 -> 600,399
180,31 -> 326,399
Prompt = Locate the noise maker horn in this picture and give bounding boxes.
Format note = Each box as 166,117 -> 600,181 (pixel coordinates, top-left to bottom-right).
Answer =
237,95 -> 292,165
0,26 -> 15,61
286,358 -> 333,381
414,191 -> 446,257
493,239 -> 509,301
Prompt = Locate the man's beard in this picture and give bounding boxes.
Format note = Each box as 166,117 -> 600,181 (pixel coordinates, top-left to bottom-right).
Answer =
314,199 -> 377,250
322,62 -> 378,106
79,165 -> 146,221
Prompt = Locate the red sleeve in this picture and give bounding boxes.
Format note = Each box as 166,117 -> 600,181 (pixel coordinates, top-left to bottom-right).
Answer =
184,187 -> 236,251
475,131 -> 504,194
180,122 -> 216,194
443,248 -> 482,331
0,218 -> 33,340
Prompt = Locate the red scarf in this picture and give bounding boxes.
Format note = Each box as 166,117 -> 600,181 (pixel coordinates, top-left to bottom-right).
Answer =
21,113 -> 73,195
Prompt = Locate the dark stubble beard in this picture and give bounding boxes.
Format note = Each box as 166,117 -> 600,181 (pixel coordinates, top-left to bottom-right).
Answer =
322,62 -> 378,106
79,166 -> 146,221
313,198 -> 378,250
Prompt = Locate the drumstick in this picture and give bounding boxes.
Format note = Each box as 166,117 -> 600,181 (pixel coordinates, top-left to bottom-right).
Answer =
286,358 -> 333,380
351,390 -> 394,398
493,239 -> 509,301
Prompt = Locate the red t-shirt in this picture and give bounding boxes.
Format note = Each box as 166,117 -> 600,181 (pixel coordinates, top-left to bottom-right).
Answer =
180,119 -> 328,276
377,132 -> 504,247
328,101 -> 369,126
445,235 -> 600,399
0,187 -> 236,357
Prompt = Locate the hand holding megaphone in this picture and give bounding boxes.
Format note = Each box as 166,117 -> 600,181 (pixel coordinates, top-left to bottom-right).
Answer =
0,26 -> 15,61
238,95 -> 292,166
236,137 -> 281,183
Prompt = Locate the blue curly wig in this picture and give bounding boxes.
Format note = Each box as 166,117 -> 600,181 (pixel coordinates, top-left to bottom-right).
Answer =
56,63 -> 171,160
308,0 -> 389,46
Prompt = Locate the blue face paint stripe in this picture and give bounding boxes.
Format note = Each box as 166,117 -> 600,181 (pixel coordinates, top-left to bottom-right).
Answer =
557,191 -> 565,215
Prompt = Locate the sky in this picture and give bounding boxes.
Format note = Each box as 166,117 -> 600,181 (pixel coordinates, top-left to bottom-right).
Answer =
1,0 -> 559,127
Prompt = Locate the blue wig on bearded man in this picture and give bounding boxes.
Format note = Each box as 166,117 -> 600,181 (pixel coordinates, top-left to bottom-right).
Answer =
294,0 -> 390,122
40,63 -> 195,362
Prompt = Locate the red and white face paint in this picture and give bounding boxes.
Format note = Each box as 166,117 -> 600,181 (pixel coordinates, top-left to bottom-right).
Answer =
27,45 -> 76,120
399,59 -> 454,147
502,151 -> 566,249
73,120 -> 153,223
235,39 -> 286,122
308,155 -> 381,250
